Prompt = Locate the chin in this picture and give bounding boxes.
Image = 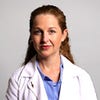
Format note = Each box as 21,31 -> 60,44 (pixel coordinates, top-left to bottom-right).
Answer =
38,53 -> 51,59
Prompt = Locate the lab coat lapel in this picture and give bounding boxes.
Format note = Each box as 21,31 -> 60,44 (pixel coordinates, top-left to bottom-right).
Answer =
59,73 -> 78,100
27,60 -> 48,100
27,71 -> 48,100
59,55 -> 80,100
27,71 -> 40,98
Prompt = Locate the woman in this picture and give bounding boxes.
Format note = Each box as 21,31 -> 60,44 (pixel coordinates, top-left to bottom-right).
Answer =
6,5 -> 97,100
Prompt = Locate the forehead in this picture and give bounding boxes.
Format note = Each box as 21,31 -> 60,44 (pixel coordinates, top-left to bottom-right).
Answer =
35,14 -> 58,21
34,14 -> 59,26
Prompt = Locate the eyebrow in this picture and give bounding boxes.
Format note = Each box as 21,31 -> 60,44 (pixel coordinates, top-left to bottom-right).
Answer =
49,27 -> 57,29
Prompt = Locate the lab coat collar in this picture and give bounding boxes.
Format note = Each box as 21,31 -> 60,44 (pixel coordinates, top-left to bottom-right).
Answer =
20,55 -> 78,100
20,56 -> 48,100
21,56 -> 37,78
21,55 -> 76,78
59,55 -> 80,100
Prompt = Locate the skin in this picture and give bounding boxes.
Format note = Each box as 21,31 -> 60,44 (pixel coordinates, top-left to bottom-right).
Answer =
31,14 -> 67,82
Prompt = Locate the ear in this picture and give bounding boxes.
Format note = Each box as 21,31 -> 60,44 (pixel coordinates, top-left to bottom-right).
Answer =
61,29 -> 68,42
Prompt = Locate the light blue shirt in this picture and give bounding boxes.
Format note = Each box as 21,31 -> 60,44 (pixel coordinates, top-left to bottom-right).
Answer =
36,60 -> 63,100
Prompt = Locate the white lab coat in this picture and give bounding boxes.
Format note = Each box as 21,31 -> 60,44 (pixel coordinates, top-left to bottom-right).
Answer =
6,55 -> 97,100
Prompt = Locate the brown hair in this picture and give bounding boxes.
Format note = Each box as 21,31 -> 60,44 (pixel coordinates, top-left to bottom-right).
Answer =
23,5 -> 74,65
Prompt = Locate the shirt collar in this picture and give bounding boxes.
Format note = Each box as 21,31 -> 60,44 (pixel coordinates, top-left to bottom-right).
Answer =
36,58 -> 64,83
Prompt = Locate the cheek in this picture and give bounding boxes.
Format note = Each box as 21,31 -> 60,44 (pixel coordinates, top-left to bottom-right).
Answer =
52,35 -> 62,46
32,36 -> 40,43
32,37 -> 40,47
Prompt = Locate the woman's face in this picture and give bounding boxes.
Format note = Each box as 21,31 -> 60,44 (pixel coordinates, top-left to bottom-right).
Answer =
31,14 -> 67,58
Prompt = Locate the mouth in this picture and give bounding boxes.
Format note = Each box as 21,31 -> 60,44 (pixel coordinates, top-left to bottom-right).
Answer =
40,45 -> 51,50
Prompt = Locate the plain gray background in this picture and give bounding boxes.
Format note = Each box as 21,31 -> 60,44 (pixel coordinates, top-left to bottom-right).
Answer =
0,0 -> 99,100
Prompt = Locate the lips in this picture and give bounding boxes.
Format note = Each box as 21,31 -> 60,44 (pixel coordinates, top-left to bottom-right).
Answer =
40,45 -> 51,50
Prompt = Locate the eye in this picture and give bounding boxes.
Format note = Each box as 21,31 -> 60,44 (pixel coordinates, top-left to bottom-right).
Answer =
49,29 -> 56,34
33,29 -> 43,35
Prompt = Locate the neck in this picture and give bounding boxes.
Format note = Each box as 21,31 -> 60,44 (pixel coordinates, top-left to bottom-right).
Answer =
37,53 -> 61,82
37,53 -> 61,70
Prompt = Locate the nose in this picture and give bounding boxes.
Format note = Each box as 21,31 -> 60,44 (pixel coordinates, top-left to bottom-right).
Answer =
41,32 -> 49,42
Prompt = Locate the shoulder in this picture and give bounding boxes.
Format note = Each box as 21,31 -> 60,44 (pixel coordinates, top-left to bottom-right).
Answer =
61,55 -> 91,78
61,55 -> 97,100
10,57 -> 36,83
61,55 -> 94,88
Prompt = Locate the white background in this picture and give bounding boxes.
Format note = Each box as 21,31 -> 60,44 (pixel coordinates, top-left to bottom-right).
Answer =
0,0 -> 100,100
